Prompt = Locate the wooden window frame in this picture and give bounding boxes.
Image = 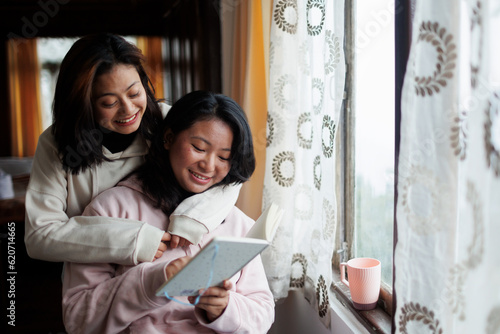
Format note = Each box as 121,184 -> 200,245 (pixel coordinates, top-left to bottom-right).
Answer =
332,0 -> 412,333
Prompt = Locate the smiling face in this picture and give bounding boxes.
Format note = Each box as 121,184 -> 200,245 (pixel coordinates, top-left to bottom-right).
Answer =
165,118 -> 234,193
92,64 -> 147,134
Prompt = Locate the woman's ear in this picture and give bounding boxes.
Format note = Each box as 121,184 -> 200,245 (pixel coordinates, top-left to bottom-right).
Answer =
163,129 -> 174,150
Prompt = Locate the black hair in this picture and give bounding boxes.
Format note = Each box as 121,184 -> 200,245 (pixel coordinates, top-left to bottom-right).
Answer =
52,33 -> 162,174
136,90 -> 255,215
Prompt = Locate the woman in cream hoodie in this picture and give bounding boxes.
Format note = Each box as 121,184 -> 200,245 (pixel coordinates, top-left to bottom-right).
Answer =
25,34 -> 240,265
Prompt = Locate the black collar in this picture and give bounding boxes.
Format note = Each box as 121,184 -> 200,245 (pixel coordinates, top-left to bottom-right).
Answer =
101,129 -> 138,154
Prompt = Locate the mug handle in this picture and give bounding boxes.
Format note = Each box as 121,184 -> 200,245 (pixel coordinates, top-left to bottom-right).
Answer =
340,262 -> 349,287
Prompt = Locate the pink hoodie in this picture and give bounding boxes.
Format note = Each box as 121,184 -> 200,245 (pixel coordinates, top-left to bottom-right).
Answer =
62,177 -> 275,334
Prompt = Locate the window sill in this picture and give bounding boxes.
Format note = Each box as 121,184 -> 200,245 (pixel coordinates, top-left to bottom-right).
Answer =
331,270 -> 392,334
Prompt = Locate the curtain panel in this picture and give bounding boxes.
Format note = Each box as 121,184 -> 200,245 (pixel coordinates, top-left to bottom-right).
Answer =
136,37 -> 165,100
263,0 -> 346,328
221,0 -> 272,220
395,0 -> 500,332
7,38 -> 43,157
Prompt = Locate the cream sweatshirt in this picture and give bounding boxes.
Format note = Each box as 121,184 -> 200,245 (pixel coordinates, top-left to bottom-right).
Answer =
24,103 -> 241,264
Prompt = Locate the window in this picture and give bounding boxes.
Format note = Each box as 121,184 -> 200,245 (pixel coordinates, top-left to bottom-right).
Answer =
352,0 -> 395,287
336,0 -> 395,298
333,2 -> 396,328
38,37 -> 78,131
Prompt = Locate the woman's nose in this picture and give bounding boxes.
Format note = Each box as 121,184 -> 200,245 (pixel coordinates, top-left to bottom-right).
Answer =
200,154 -> 216,172
121,98 -> 135,114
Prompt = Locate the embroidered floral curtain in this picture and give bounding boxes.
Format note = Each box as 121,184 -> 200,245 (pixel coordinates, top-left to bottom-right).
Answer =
262,0 -> 345,328
221,0 -> 272,220
395,0 -> 500,332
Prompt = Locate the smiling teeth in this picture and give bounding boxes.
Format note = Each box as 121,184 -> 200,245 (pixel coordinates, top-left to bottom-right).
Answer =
116,114 -> 137,123
191,171 -> 208,180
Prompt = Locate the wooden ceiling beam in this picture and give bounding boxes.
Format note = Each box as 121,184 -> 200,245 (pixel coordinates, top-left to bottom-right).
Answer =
0,0 -> 177,39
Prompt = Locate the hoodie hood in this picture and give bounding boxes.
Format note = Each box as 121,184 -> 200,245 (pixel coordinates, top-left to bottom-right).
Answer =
116,174 -> 152,200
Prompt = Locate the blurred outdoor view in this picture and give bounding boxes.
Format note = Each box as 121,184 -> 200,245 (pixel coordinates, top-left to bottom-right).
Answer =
354,0 -> 395,286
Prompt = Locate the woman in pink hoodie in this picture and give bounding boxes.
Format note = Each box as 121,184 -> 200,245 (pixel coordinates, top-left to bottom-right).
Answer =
62,91 -> 275,334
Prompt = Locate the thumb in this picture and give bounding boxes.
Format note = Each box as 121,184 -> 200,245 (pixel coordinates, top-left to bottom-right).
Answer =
223,280 -> 233,290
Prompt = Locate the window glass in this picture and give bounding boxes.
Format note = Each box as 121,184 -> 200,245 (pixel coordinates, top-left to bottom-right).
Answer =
354,0 -> 395,286
37,37 -> 78,130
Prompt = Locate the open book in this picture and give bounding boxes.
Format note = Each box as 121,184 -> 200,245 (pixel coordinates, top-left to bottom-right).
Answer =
155,203 -> 284,297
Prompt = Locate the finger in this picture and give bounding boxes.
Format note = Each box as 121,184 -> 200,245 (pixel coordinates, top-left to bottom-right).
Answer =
154,250 -> 163,260
170,256 -> 190,269
179,238 -> 193,248
158,242 -> 167,252
221,280 -> 233,290
170,235 -> 180,248
161,232 -> 172,242
192,294 -> 230,321
199,281 -> 232,293
200,286 -> 229,298
165,256 -> 191,277
193,295 -> 227,308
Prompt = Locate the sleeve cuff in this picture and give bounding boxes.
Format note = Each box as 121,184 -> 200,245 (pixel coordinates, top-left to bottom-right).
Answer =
168,215 -> 208,245
195,292 -> 241,332
135,224 -> 165,264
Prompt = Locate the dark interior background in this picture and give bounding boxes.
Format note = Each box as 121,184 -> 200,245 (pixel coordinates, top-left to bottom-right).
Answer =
0,0 -> 223,157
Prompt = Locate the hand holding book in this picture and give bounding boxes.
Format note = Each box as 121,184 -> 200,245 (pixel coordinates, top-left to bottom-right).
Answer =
156,203 -> 284,298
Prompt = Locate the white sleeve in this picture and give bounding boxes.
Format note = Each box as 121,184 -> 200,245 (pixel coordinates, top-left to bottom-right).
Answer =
168,183 -> 242,245
24,132 -> 163,265
25,188 -> 163,264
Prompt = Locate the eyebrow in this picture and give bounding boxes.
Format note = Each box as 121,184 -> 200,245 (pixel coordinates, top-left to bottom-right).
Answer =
192,136 -> 232,152
95,81 -> 140,99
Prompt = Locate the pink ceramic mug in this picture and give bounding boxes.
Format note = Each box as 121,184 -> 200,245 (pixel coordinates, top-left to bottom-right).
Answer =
340,258 -> 381,310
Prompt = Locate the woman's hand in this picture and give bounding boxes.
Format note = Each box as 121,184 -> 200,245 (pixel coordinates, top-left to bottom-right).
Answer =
165,256 -> 191,278
154,233 -> 193,261
153,233 -> 171,261
169,234 -> 192,248
188,280 -> 233,322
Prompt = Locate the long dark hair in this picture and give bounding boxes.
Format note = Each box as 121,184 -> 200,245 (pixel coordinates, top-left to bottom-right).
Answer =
52,33 -> 162,174
137,90 -> 255,215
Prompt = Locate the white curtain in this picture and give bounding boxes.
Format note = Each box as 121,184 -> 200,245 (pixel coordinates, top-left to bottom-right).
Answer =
395,0 -> 500,332
262,0 -> 345,328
